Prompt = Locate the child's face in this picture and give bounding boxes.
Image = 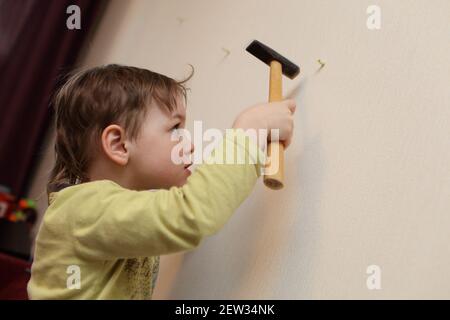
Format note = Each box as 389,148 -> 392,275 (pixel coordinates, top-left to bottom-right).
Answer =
128,97 -> 194,190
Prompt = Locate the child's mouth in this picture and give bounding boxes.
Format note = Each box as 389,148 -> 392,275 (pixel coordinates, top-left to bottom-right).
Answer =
184,163 -> 193,174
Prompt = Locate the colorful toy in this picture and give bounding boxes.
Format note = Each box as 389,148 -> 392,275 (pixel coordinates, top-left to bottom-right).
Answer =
0,184 -> 37,227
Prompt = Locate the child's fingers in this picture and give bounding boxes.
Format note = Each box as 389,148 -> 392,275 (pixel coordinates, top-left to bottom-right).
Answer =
283,99 -> 297,115
283,137 -> 291,149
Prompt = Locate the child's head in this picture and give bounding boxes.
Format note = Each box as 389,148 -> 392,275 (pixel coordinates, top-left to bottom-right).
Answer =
48,64 -> 194,196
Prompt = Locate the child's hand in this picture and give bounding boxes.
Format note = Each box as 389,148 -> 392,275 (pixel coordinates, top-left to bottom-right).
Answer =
232,99 -> 296,149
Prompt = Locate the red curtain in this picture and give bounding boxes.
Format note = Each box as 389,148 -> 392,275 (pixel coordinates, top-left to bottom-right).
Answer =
0,251 -> 30,299
0,0 -> 106,197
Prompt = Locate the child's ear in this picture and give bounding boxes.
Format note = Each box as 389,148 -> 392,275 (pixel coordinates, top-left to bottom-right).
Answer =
101,124 -> 129,166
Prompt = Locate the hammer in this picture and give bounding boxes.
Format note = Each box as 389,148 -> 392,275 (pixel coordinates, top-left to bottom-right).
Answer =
246,40 -> 300,190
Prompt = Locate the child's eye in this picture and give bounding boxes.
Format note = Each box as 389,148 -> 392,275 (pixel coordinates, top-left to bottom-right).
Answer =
171,123 -> 182,137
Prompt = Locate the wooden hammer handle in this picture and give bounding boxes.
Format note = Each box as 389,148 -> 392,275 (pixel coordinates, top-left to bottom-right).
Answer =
263,60 -> 285,190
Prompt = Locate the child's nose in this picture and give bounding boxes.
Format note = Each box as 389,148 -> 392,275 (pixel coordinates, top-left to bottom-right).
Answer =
181,136 -> 194,155
185,141 -> 194,155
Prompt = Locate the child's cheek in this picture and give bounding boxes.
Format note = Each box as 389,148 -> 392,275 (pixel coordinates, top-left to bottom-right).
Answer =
166,139 -> 182,165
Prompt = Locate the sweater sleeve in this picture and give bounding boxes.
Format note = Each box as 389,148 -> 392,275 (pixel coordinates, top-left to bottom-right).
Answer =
69,128 -> 266,260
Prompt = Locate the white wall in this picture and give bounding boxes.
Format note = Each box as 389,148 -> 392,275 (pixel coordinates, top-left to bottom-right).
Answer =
29,0 -> 450,299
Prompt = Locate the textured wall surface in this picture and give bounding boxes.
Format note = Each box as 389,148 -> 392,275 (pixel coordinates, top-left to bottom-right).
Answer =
29,0 -> 450,298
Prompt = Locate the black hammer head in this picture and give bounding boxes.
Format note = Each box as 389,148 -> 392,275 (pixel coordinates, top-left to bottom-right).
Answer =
246,40 -> 300,79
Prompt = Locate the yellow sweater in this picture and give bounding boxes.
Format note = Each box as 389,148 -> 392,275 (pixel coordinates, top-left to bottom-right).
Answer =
28,129 -> 266,299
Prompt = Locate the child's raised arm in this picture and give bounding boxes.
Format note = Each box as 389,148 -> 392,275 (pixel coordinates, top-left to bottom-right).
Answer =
62,129 -> 265,260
